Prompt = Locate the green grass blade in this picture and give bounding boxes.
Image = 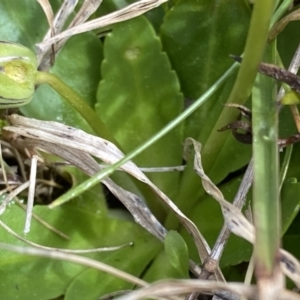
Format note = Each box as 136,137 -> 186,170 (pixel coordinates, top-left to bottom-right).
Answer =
49,62 -> 238,208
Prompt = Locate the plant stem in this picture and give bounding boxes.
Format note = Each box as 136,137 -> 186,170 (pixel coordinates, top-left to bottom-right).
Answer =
252,41 -> 281,294
35,71 -> 118,145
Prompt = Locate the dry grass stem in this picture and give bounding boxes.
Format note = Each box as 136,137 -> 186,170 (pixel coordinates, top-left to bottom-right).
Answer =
0,181 -> 30,214
116,279 -> 256,300
4,114 -> 220,279
269,8 -> 300,41
37,0 -> 54,36
24,155 -> 38,234
37,0 -> 168,53
38,0 -> 103,69
186,137 -> 300,290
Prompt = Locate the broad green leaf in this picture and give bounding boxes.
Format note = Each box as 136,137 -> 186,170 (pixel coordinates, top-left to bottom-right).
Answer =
0,164 -> 161,300
65,235 -> 160,300
0,168 -> 160,299
96,16 -> 183,201
0,190 -> 105,299
221,235 -> 252,268
0,0 -> 51,48
142,247 -> 188,281
164,230 -> 189,277
160,0 -> 250,99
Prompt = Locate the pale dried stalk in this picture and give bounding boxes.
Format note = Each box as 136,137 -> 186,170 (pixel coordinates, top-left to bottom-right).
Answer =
68,0 -> 103,28
0,143 -> 8,188
3,115 -> 221,280
0,140 -> 27,181
0,181 -> 30,214
269,8 -> 300,41
4,116 -> 209,258
116,279 -> 256,300
0,178 -> 69,239
99,164 -> 186,172
42,0 -> 78,41
38,0 -> 103,70
186,137 -> 300,290
37,0 -> 79,68
5,126 -> 167,242
210,159 -> 253,262
37,0 -> 54,36
24,155 -> 38,234
37,0 -> 168,52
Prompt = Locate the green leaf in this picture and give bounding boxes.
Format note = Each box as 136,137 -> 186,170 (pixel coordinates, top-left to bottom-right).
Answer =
96,16 -> 183,200
164,230 -> 189,277
0,0 -> 52,48
0,190 -> 103,299
65,235 -> 160,300
0,176 -> 160,299
142,248 -> 188,281
221,235 -> 252,268
160,0 -> 250,99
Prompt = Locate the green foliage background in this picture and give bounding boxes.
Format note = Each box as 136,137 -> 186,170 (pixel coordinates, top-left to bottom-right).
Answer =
0,0 -> 300,299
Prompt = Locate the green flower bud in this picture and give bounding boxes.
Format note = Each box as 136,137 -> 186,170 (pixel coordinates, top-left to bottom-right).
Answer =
0,41 -> 37,108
